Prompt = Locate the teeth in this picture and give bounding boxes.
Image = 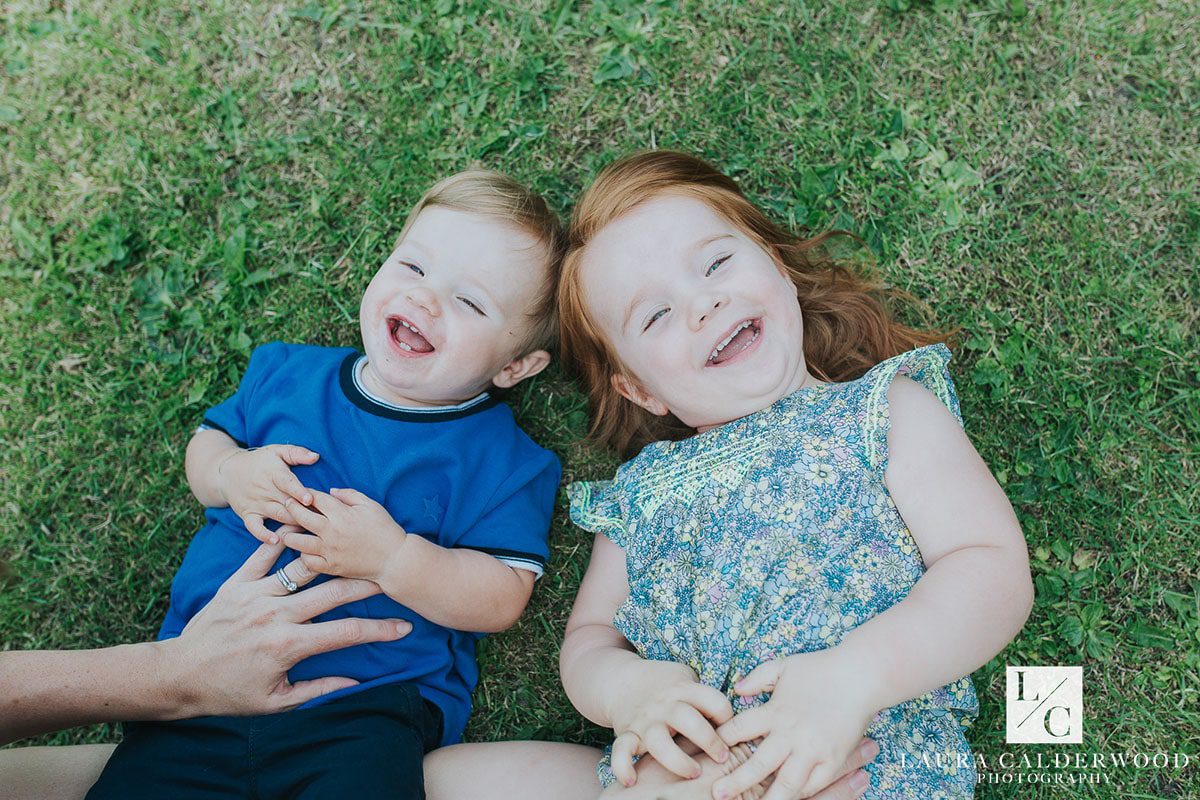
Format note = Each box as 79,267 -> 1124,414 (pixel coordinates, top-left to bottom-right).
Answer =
709,321 -> 754,361
390,318 -> 420,352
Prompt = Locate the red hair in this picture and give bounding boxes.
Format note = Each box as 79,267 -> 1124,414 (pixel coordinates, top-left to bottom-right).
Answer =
558,151 -> 952,457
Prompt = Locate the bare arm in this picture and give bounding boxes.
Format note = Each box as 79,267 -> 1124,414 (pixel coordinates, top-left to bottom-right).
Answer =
839,375 -> 1035,710
559,533 -> 643,727
0,543 -> 409,746
0,644 -> 185,745
560,534 -> 734,783
377,533 -> 537,632
184,427 -> 242,507
283,488 -> 535,632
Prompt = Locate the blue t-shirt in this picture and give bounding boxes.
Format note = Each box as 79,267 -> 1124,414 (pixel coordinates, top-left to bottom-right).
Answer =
158,342 -> 560,745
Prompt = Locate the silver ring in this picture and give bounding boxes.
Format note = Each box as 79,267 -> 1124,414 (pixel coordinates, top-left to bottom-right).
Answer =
275,564 -> 299,593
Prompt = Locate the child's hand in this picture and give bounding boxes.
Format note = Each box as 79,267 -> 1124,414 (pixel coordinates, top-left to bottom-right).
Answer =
217,445 -> 319,543
608,659 -> 735,787
280,488 -> 407,582
711,648 -> 878,800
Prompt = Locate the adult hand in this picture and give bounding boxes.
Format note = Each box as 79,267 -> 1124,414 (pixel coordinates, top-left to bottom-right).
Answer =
163,538 -> 411,717
0,540 -> 412,746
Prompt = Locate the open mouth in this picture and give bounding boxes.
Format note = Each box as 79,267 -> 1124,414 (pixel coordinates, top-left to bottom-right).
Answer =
387,316 -> 435,356
707,318 -> 762,366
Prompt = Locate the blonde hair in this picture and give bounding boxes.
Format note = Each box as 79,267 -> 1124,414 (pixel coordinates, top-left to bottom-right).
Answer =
559,151 -> 951,457
397,169 -> 565,355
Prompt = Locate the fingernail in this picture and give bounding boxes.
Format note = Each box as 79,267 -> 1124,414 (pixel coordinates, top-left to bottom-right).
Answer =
396,622 -> 411,636
850,770 -> 869,792
861,740 -> 880,760
717,749 -> 729,763
715,790 -> 730,800
269,535 -> 279,544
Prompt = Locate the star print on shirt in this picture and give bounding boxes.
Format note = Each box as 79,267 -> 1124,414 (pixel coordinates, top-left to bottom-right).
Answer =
423,495 -> 444,524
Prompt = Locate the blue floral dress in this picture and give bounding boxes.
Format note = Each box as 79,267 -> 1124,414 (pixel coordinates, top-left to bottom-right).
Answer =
569,345 -> 978,799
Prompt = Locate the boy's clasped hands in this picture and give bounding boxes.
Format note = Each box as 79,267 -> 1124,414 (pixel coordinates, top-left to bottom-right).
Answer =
282,488 -> 409,583
609,649 -> 879,800
215,443 -> 403,585
214,443 -> 319,544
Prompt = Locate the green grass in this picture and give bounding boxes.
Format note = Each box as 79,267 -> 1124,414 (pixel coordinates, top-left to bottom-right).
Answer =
1,0 -> 1197,797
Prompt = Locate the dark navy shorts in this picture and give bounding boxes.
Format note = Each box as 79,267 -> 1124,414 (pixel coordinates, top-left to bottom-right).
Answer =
86,683 -> 442,800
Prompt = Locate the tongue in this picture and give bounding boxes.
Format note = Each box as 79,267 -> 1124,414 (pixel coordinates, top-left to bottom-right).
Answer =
712,325 -> 757,364
392,322 -> 435,353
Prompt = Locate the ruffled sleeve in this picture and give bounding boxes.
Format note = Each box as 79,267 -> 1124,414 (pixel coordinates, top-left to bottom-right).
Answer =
567,478 -> 634,550
859,343 -> 963,476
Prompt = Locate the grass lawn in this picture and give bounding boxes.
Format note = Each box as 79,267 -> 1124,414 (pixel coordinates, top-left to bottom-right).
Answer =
1,1 -> 1196,797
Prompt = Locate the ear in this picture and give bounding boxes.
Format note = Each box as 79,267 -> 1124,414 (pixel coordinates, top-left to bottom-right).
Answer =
611,373 -> 670,417
492,349 -> 551,389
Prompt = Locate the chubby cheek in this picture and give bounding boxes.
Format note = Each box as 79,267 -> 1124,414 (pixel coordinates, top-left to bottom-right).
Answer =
358,295 -> 376,343
615,336 -> 661,384
635,348 -> 688,404
763,279 -> 803,334
665,328 -> 700,375
483,324 -> 521,368
359,277 -> 388,322
359,285 -> 399,358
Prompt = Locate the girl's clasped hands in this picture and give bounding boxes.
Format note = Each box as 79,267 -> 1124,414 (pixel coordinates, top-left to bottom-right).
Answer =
609,650 -> 879,800
606,659 -> 733,785
713,649 -> 880,800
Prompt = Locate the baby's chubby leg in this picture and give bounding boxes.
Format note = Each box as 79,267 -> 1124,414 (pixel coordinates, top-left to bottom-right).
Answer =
0,740 -> 605,800
0,744 -> 115,800
425,740 -> 603,800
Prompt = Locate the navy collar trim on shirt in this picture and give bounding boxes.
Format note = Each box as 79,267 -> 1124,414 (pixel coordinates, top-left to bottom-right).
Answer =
338,353 -> 499,422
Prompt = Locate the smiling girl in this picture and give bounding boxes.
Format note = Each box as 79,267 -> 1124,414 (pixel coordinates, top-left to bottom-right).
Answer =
557,151 -> 1034,800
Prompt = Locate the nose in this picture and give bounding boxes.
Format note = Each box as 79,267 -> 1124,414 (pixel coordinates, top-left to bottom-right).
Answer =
407,285 -> 441,318
689,292 -> 728,331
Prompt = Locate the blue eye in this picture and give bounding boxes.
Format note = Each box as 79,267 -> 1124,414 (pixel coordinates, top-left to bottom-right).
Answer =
705,255 -> 731,276
403,262 -> 424,276
459,297 -> 486,317
643,308 -> 668,332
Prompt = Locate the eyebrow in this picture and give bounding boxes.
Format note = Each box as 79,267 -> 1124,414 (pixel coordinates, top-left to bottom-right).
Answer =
399,238 -> 431,256
692,233 -> 735,254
